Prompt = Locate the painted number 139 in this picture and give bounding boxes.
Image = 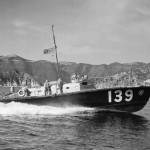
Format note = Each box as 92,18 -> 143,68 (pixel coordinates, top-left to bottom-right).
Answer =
108,89 -> 133,103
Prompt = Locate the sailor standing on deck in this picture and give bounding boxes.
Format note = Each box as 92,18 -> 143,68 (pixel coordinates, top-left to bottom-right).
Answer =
21,86 -> 31,97
71,73 -> 79,83
44,80 -> 49,95
48,81 -> 52,95
57,78 -> 63,94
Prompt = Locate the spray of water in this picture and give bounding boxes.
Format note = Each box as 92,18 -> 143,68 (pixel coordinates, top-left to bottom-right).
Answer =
0,102 -> 95,115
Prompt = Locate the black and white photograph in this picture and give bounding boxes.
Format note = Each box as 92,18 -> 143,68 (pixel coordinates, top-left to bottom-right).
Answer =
0,0 -> 150,149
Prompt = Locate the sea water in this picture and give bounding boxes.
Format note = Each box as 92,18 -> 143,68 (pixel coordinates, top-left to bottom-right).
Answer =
0,101 -> 150,150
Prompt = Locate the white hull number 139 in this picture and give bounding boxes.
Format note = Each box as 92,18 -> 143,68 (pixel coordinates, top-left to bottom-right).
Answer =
108,89 -> 133,103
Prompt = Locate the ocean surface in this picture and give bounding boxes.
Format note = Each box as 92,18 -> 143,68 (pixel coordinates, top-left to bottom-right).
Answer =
0,100 -> 150,150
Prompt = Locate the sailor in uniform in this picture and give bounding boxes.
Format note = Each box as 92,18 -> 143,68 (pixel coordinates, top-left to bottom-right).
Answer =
57,78 -> 63,94
44,80 -> 49,95
71,73 -> 79,83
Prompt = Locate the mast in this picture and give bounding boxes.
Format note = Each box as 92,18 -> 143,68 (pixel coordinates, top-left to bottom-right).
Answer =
51,25 -> 60,79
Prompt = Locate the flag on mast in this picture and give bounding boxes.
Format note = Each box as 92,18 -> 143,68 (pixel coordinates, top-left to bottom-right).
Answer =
43,47 -> 56,54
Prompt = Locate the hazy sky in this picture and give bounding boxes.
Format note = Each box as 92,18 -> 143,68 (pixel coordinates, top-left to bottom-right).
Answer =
0,0 -> 150,64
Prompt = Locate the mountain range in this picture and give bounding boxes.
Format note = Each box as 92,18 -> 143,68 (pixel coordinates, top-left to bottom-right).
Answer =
0,54 -> 149,86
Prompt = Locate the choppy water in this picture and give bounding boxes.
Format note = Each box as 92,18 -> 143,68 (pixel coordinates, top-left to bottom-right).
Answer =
0,101 -> 150,150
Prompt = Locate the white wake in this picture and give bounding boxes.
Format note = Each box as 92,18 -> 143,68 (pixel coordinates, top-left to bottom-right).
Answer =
0,102 -> 94,115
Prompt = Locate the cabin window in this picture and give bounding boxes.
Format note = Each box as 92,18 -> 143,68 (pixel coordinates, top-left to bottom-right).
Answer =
66,87 -> 69,89
82,82 -> 87,85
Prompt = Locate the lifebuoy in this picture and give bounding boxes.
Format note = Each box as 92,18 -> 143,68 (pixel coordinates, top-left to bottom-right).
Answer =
18,89 -> 25,97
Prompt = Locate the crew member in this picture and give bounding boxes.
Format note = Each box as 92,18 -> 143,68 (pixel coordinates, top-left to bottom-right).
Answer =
80,74 -> 88,82
48,81 -> 52,95
71,73 -> 79,83
22,86 -> 31,96
44,80 -> 49,95
57,78 -> 63,94
83,74 -> 88,81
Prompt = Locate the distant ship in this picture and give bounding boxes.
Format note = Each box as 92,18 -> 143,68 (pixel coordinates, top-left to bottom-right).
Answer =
0,25 -> 150,113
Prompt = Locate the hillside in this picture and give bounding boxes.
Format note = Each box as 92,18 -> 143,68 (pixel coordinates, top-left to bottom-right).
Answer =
0,55 -> 150,87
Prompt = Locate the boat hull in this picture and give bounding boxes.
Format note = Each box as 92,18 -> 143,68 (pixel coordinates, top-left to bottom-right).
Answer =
0,86 -> 150,113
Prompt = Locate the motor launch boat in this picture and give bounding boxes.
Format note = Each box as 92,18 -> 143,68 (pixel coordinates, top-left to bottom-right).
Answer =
0,25 -> 150,113
0,77 -> 150,113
